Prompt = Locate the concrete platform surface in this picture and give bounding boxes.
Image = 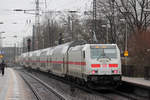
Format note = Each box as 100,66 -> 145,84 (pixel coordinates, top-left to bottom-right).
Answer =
122,76 -> 150,88
0,68 -> 36,100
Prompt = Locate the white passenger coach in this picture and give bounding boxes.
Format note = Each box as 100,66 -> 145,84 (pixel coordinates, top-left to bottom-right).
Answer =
18,40 -> 122,89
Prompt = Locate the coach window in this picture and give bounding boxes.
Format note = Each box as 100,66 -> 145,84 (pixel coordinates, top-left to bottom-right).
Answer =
83,51 -> 85,59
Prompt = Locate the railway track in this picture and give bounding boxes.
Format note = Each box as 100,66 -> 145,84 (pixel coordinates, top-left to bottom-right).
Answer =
68,80 -> 141,100
17,67 -> 148,100
32,70 -> 148,100
19,71 -> 66,100
69,79 -> 148,100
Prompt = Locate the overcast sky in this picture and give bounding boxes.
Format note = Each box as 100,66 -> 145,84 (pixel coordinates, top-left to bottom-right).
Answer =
0,0 -> 92,47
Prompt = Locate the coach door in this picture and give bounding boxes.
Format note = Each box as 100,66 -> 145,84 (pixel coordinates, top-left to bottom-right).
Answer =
63,53 -> 69,76
81,50 -> 86,78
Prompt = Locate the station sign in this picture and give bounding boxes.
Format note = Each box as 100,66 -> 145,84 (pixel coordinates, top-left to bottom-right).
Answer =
0,54 -> 3,58
124,50 -> 128,57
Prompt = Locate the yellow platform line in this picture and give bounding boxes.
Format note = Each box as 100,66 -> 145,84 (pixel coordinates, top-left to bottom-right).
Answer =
5,68 -> 20,100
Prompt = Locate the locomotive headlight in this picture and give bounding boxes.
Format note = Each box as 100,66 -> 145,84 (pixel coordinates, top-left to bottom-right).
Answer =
91,70 -> 98,74
112,70 -> 118,74
114,70 -> 118,74
92,70 -> 96,74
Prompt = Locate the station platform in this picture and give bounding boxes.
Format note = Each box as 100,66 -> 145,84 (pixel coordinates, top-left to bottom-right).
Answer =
0,68 -> 36,100
122,76 -> 150,88
1,68 -> 150,100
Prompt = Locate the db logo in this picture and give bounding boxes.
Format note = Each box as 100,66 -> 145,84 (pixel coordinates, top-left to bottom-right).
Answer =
102,64 -> 107,67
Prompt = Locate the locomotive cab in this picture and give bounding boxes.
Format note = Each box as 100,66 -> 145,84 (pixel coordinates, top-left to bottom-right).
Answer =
84,44 -> 122,89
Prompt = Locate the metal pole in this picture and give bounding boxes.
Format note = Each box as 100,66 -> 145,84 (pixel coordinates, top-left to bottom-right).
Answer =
68,11 -> 77,41
93,0 -> 97,43
0,34 -> 2,47
71,17 -> 74,40
124,0 -> 130,76
32,25 -> 35,51
125,23 -> 127,51
14,43 -> 16,63
68,16 -> 71,38
106,24 -> 108,43
44,0 -> 47,9
112,0 -> 115,43
21,41 -> 23,53
125,22 -> 128,76
35,0 -> 40,50
43,38 -> 44,49
48,19 -> 50,47
145,0 -> 149,31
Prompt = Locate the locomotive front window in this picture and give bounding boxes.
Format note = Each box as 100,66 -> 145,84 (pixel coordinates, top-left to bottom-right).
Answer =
90,48 -> 117,59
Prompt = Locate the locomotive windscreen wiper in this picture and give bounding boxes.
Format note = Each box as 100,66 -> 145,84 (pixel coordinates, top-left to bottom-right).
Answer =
97,48 -> 111,60
104,56 -> 111,60
97,54 -> 111,60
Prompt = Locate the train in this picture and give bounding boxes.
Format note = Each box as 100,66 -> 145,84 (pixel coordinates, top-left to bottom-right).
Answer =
17,40 -> 122,89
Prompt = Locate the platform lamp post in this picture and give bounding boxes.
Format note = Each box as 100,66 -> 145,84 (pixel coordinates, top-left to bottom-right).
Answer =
0,21 -> 5,47
120,18 -> 128,76
13,36 -> 18,64
0,36 -> 5,61
0,32 -> 5,53
101,24 -> 109,44
68,10 -> 78,41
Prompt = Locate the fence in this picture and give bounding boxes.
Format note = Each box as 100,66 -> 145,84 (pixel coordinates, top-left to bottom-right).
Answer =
144,66 -> 150,80
122,65 -> 135,77
122,65 -> 150,80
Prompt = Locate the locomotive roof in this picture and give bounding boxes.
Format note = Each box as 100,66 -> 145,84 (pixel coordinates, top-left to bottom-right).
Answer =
52,40 -> 87,54
89,44 -> 117,47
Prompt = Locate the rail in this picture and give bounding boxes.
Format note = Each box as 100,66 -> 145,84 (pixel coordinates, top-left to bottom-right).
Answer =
20,71 -> 66,100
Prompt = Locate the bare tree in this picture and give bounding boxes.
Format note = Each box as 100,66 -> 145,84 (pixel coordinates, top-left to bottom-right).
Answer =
115,0 -> 150,32
95,0 -> 150,53
92,0 -> 121,43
